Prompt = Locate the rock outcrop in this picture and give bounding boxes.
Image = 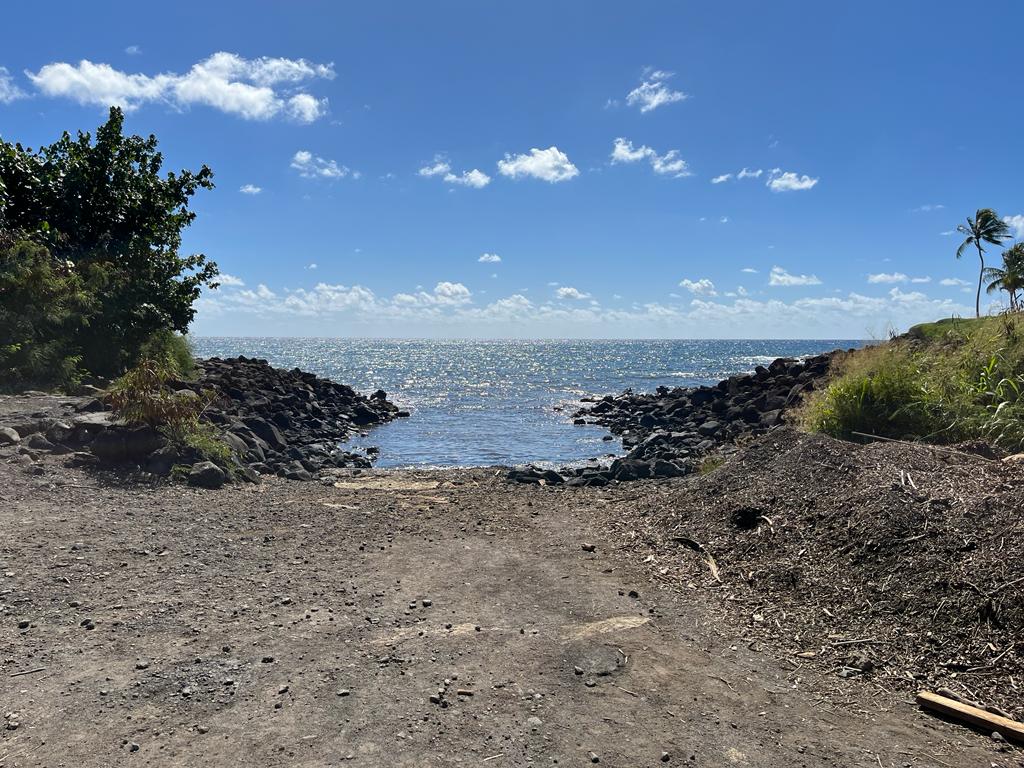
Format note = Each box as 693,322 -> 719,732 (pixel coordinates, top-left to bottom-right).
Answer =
0,356 -> 406,485
509,353 -> 835,486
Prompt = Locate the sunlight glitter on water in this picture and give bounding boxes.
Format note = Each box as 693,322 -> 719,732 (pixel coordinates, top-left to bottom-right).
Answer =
191,338 -> 861,468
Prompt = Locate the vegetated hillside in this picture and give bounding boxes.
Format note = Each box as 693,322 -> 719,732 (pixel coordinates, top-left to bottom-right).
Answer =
801,314 -> 1024,451
605,427 -> 1024,717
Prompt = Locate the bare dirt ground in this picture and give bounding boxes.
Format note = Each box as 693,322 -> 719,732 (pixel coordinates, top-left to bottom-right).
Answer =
0,450 -> 1016,766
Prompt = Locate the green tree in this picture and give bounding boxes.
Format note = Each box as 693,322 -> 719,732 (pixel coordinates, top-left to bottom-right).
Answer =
0,236 -> 96,389
956,208 -> 1011,318
0,107 -> 218,376
984,242 -> 1024,312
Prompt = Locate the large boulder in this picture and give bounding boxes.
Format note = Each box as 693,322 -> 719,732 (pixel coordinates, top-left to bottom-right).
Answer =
241,416 -> 286,449
0,426 -> 21,445
90,425 -> 165,462
187,461 -> 227,489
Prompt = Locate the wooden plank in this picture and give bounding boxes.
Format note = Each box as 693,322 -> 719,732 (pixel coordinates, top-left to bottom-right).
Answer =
916,691 -> 1024,742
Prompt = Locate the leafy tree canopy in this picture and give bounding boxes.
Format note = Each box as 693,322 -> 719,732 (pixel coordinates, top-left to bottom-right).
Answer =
0,107 -> 217,381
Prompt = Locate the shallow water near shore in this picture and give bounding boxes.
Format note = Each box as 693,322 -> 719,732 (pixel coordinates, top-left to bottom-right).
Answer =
191,338 -> 862,467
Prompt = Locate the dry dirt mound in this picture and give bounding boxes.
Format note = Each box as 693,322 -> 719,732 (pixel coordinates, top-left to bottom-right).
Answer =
607,427 -> 1024,717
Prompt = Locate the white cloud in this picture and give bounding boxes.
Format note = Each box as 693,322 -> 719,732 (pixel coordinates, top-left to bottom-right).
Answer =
286,93 -> 327,122
238,283 -> 276,302
626,70 -> 686,113
719,216 -> 729,224
940,277 -> 971,287
741,267 -> 758,273
306,263 -> 317,270
239,184 -> 262,195
939,230 -> 955,236
911,276 -> 932,284
1004,214 -> 1024,239
913,203 -> 944,212
867,272 -> 908,284
679,278 -> 716,296
216,273 -> 245,287
498,146 -> 579,183
432,281 -> 472,304
478,253 -> 501,263
556,286 -> 590,300
418,156 -> 451,177
769,266 -> 822,286
26,52 -> 334,122
0,67 -> 25,103
766,169 -> 818,192
419,155 -> 490,188
444,169 -> 490,188
291,150 -> 352,179
711,167 -> 763,185
124,45 -> 141,56
610,138 -> 691,178
610,138 -> 649,163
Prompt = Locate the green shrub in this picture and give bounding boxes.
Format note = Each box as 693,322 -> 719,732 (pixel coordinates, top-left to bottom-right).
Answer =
109,356 -> 231,465
0,237 -> 94,390
138,330 -> 195,379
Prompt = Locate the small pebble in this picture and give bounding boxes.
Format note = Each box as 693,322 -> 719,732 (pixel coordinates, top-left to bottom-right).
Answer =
588,752 -> 600,763
581,543 -> 596,553
661,752 -> 671,762
337,689 -> 351,697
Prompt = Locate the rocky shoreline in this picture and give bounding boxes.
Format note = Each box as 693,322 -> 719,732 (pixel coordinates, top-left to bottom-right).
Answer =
508,352 -> 837,486
0,356 -> 406,488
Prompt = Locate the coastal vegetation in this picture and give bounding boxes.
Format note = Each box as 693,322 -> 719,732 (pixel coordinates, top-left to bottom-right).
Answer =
803,314 -> 1024,449
0,107 -> 217,390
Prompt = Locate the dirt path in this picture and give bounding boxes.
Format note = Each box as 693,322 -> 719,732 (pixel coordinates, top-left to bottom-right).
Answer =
0,460 -> 1008,767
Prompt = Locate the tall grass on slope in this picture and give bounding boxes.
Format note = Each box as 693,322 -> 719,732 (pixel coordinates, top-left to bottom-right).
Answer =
803,315 -> 1024,449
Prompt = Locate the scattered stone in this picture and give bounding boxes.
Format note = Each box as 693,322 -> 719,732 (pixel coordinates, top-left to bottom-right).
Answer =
581,543 -> 596,553
187,461 -> 227,489
0,426 -> 21,445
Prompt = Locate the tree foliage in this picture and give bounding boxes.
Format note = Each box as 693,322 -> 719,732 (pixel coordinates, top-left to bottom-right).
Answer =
956,208 -> 1011,318
984,243 -> 1024,312
0,107 -> 217,384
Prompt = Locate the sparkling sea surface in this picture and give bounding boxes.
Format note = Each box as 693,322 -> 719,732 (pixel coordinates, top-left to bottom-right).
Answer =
191,338 -> 862,468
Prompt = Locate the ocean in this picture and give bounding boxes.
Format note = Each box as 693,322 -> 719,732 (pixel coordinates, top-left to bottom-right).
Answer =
190,338 -> 861,468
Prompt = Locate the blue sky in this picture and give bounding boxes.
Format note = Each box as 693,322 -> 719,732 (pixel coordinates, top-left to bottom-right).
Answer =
2,1 -> 1022,338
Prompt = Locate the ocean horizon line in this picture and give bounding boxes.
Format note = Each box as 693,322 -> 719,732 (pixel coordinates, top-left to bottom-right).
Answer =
191,335 -> 870,343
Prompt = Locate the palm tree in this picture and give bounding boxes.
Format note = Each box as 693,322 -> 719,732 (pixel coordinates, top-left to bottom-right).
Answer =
985,243 -> 1024,311
957,209 -> 1011,317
